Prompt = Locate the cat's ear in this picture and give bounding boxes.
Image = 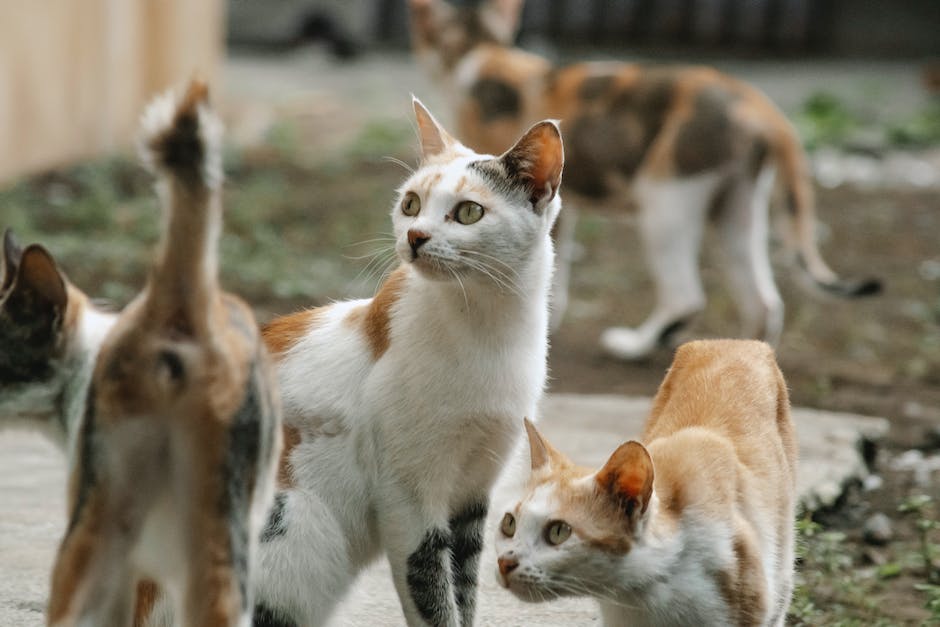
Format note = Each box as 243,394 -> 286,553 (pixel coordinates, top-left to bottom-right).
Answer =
595,441 -> 654,521
500,120 -> 563,214
480,0 -> 525,43
524,417 -> 565,471
1,228 -> 24,295
413,97 -> 457,160
3,244 -> 68,330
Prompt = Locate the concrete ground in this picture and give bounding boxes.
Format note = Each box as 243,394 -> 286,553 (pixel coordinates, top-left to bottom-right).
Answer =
0,393 -> 886,626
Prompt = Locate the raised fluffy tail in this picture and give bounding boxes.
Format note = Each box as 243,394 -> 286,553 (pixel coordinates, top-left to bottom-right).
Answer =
772,126 -> 881,298
138,79 -> 225,329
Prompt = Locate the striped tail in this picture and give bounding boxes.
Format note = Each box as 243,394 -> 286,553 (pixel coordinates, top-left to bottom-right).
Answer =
137,79 -> 225,332
772,123 -> 881,298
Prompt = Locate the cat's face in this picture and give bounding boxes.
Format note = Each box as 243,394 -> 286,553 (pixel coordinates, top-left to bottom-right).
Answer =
409,0 -> 523,72
494,420 -> 655,603
392,99 -> 562,286
0,230 -> 114,440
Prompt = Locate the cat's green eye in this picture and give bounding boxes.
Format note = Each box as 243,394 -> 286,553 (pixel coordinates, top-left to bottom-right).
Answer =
500,512 -> 516,537
545,520 -> 571,545
402,192 -> 421,217
454,201 -> 484,225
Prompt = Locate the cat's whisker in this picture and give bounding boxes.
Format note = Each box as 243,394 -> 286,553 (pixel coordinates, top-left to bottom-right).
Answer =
351,248 -> 395,289
459,249 -> 522,280
459,257 -> 524,298
345,234 -> 398,249
448,265 -> 470,311
381,155 -> 414,174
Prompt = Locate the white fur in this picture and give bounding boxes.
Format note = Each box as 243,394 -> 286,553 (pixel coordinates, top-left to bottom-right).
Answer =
253,140 -> 560,625
494,480 -> 775,627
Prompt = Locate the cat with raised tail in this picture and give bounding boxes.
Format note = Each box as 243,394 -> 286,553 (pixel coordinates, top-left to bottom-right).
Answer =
47,81 -> 282,627
250,99 -> 562,626
495,339 -> 798,627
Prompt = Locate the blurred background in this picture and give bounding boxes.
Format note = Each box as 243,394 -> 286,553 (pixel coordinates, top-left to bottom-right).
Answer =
1,1 -> 939,623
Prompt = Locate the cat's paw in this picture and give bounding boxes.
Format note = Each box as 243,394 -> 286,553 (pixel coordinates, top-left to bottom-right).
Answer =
138,79 -> 223,189
600,326 -> 656,361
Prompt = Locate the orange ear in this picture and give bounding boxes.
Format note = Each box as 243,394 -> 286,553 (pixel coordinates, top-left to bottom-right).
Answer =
595,441 -> 654,519
501,120 -> 563,213
413,97 -> 457,159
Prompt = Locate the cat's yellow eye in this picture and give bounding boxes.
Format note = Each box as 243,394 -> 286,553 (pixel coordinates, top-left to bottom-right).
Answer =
545,520 -> 571,545
500,512 -> 516,538
402,192 -> 421,217
454,201 -> 484,225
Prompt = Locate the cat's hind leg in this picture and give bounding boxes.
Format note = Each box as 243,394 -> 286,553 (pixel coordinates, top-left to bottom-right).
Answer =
601,174 -> 719,360
48,490 -> 140,626
715,166 -> 784,345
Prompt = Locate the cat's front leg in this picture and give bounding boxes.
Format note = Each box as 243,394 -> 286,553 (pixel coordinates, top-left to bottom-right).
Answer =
381,497 -> 459,627
448,500 -> 488,626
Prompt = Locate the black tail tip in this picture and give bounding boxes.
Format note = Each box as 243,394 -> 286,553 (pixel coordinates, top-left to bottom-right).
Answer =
821,277 -> 883,298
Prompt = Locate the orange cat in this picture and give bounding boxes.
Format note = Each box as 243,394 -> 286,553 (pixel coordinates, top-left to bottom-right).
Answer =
495,340 -> 798,626
47,82 -> 281,627
410,0 -> 879,358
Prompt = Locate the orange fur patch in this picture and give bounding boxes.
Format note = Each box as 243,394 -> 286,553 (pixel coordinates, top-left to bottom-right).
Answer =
133,579 -> 159,627
262,307 -> 329,356
361,266 -> 408,359
278,423 -> 301,488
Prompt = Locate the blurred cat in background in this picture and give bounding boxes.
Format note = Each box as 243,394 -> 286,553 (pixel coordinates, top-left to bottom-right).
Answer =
409,0 -> 880,360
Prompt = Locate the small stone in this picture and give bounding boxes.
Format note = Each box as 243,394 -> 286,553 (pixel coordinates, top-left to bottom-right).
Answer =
863,512 -> 894,546
863,474 -> 884,491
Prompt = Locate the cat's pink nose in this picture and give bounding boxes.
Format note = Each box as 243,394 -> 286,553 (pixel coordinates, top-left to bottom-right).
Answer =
498,556 -> 519,577
408,229 -> 431,255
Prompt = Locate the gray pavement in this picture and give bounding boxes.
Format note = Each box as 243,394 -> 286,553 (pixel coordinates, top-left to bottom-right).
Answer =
0,393 -> 887,626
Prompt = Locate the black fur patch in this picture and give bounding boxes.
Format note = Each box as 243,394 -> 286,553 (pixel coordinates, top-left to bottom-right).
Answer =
471,78 -> 521,122
468,159 -> 525,206
449,501 -> 487,626
261,492 -> 288,542
578,75 -> 616,101
406,528 -> 452,626
220,362 -> 265,607
253,603 -> 298,627
0,286 -> 62,385
674,87 -> 737,176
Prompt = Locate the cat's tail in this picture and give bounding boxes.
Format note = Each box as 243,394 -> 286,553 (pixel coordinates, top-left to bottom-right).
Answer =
771,126 -> 881,298
137,79 -> 225,329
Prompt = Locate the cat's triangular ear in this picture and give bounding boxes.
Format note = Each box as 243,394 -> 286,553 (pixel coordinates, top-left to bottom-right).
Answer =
595,441 -> 654,521
3,245 -> 67,328
524,417 -> 566,472
413,97 -> 456,160
480,0 -> 525,43
500,120 -> 563,214
1,228 -> 24,295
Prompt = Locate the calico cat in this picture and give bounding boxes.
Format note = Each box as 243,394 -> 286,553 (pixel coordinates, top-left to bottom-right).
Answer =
495,339 -> 798,626
0,229 -> 115,449
409,0 -> 880,358
248,100 -> 562,626
47,81 -> 281,627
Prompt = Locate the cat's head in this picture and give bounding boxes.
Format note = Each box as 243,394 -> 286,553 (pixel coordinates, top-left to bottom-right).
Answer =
409,0 -> 524,73
393,99 -> 562,287
0,230 -> 115,443
494,419 -> 655,603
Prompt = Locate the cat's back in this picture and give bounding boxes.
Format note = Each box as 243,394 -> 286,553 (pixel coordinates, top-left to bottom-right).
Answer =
644,340 -> 795,470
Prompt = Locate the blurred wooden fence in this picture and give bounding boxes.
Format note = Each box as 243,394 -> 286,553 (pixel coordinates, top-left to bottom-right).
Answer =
0,0 -> 224,183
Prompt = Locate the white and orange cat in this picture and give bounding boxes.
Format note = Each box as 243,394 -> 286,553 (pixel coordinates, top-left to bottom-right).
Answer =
247,99 -> 563,626
47,82 -> 282,627
495,339 -> 798,626
410,0 -> 880,358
